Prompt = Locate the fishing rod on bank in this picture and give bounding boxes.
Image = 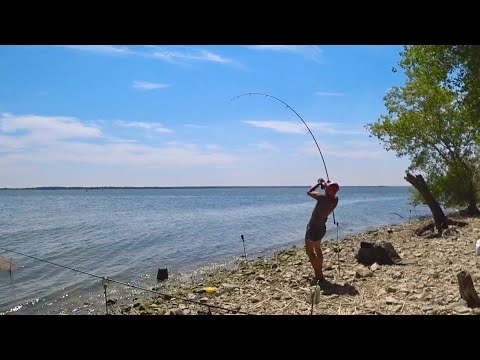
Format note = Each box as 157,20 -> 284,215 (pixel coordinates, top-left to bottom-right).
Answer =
230,92 -> 336,224
0,246 -> 252,315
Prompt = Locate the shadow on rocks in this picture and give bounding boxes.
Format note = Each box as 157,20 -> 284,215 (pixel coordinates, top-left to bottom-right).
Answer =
318,279 -> 359,296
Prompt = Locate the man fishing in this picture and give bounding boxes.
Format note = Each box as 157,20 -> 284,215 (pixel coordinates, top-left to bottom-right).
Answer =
305,178 -> 339,285
231,92 -> 339,285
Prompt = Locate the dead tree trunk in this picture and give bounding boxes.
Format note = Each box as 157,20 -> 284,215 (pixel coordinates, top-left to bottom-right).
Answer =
457,270 -> 480,308
466,197 -> 480,215
405,173 -> 448,235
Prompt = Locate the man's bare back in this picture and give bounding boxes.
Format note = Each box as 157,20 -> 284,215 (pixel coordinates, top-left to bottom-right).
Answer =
308,194 -> 338,225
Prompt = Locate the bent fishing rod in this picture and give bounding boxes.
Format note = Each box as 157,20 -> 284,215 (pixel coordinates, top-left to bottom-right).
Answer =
230,92 -> 336,224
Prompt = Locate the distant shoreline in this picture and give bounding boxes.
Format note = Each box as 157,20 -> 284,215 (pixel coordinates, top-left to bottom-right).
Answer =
0,185 -> 409,190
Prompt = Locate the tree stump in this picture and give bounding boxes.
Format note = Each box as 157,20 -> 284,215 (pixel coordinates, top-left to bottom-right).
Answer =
457,270 -> 480,308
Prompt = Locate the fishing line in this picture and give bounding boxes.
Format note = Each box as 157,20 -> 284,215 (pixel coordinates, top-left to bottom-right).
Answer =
0,246 -> 252,315
230,92 -> 336,224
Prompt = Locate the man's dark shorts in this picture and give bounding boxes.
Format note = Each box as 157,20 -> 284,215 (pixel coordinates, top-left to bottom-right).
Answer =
305,222 -> 326,242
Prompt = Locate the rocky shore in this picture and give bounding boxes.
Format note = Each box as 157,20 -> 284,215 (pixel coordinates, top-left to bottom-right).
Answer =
117,214 -> 480,315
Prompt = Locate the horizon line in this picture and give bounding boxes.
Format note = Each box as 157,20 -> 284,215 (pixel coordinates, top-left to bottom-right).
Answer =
0,185 -> 410,190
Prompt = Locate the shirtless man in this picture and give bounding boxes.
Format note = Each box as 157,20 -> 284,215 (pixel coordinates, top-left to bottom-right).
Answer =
305,178 -> 339,284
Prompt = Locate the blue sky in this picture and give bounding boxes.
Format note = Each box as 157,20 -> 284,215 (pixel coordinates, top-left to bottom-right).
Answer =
0,45 -> 410,187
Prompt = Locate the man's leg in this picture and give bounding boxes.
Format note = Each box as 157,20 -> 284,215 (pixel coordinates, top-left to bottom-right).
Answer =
312,240 -> 324,280
305,238 -> 324,281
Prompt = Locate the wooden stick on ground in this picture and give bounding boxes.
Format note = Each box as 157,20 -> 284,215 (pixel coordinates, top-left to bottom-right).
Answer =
457,270 -> 480,308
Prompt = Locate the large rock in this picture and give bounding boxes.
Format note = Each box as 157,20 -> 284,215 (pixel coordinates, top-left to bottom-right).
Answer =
355,242 -> 395,265
355,241 -> 416,266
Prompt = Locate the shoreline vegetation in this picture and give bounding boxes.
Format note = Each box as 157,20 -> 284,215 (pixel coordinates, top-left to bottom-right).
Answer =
112,213 -> 480,315
0,185 -> 406,190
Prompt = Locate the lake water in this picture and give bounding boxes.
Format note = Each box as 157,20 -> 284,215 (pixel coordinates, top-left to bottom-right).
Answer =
0,186 -> 430,314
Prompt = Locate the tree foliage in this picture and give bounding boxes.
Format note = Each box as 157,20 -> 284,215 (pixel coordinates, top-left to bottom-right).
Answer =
366,45 -> 480,213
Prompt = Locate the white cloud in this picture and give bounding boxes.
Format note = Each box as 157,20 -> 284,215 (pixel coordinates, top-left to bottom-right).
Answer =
316,91 -> 344,96
0,142 -> 235,167
0,134 -> 26,149
309,123 -> 365,135
0,114 -> 235,169
244,120 -> 364,135
344,140 -> 377,147
249,141 -> 278,151
63,45 -> 132,55
132,81 -> 172,90
164,141 -> 193,148
247,45 -> 300,51
244,121 -> 306,134
115,120 -> 172,133
205,144 -> 220,151
198,49 -> 232,64
184,124 -> 206,129
0,113 -> 101,147
151,48 -> 233,64
64,45 -> 236,65
246,45 -> 322,61
329,149 -> 384,159
302,142 -> 384,159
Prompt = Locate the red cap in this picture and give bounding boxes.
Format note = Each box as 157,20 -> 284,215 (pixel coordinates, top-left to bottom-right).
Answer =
326,182 -> 339,195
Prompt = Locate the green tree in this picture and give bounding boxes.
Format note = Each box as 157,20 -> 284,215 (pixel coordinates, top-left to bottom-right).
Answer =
367,45 -> 480,215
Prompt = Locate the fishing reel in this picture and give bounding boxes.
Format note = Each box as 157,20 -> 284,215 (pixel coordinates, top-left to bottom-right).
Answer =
318,178 -> 330,190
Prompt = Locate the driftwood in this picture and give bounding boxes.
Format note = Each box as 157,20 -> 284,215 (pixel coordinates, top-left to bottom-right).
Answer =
415,219 -> 468,237
405,173 -> 448,235
457,270 -> 480,308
